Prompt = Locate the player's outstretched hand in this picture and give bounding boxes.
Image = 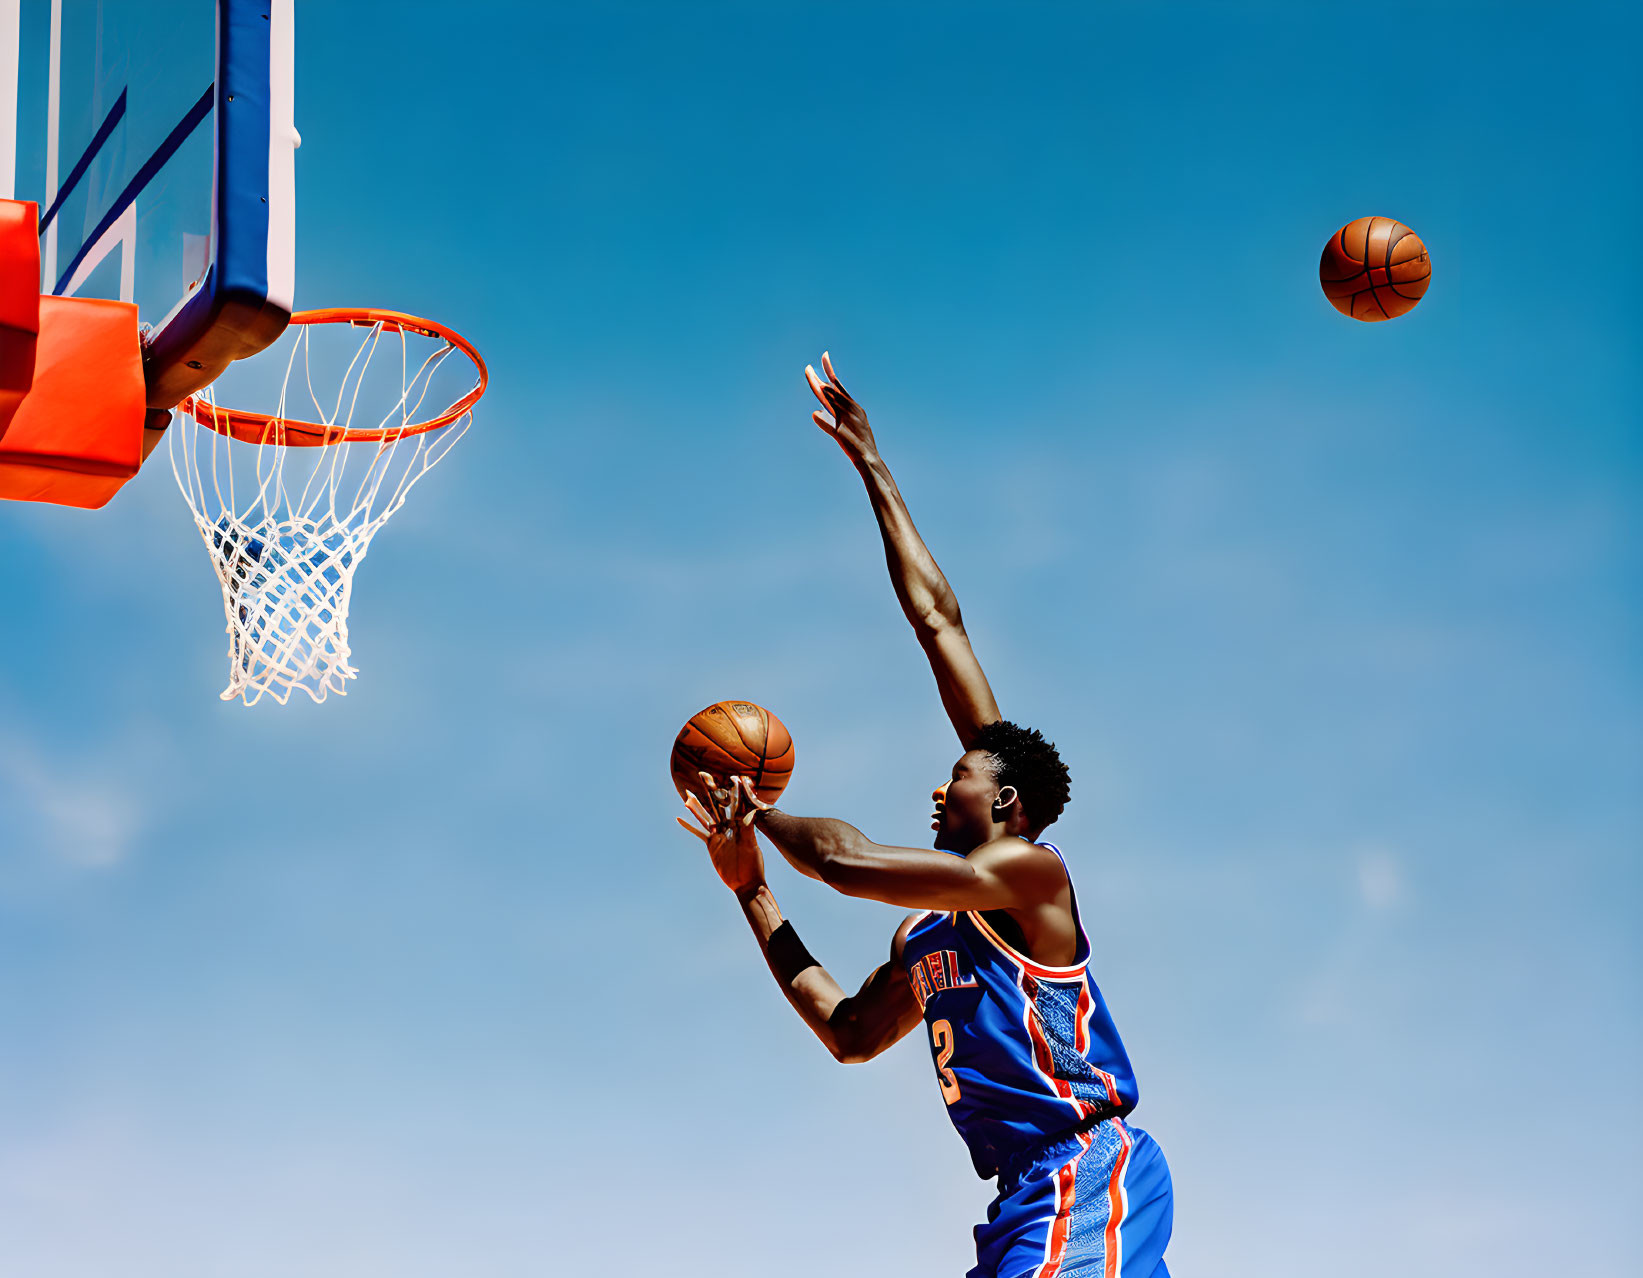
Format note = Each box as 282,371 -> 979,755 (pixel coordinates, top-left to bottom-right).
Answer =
805,352 -> 879,468
678,772 -> 766,897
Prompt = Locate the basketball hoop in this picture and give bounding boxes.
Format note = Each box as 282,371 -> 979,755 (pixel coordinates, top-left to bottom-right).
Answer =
169,308 -> 488,706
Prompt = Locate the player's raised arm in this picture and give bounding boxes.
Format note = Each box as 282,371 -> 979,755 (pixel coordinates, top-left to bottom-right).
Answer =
679,777 -> 923,1063
805,352 -> 1001,748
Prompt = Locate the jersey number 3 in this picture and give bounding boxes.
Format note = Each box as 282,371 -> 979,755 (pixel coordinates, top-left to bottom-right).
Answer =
931,1019 -> 961,1105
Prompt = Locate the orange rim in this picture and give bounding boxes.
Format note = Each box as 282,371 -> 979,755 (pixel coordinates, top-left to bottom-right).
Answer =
178,307 -> 488,446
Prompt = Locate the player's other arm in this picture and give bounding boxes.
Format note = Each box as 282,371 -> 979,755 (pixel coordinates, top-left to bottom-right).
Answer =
746,787 -> 1060,914
740,885 -> 924,1063
805,353 -> 1001,748
680,778 -> 922,1064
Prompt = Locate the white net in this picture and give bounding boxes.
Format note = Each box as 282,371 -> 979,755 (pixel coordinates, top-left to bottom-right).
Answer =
170,317 -> 477,705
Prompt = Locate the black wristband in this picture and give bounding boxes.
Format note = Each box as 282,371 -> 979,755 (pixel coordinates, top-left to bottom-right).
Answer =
767,919 -> 821,984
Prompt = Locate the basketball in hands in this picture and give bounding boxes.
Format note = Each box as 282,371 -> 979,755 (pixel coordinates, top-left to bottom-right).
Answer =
671,701 -> 795,808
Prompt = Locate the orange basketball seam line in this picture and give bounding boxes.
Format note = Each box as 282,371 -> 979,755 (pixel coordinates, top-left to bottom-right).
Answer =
1371,218 -> 1407,317
751,707 -> 771,793
1359,218 -> 1392,318
1387,271 -> 1432,301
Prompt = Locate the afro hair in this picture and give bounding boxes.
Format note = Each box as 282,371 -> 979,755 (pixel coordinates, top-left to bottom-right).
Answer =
971,719 -> 1071,831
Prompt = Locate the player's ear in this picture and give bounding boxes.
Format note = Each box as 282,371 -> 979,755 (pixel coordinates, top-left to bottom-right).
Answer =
992,786 -> 1018,817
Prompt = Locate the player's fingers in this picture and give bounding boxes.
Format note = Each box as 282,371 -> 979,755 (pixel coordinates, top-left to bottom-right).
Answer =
812,408 -> 837,432
821,350 -> 850,397
694,772 -> 723,818
738,775 -> 770,809
709,791 -> 739,832
676,816 -> 710,843
725,777 -> 743,822
685,789 -> 715,826
804,364 -> 832,409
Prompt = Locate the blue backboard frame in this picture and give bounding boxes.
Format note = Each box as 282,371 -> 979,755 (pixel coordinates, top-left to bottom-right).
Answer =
4,0 -> 296,409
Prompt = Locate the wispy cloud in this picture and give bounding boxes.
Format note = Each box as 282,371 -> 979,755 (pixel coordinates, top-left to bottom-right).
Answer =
1295,841 -> 1411,1025
1356,842 -> 1406,910
0,731 -> 153,868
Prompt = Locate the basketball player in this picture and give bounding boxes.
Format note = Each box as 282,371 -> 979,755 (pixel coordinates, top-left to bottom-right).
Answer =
679,353 -> 1173,1278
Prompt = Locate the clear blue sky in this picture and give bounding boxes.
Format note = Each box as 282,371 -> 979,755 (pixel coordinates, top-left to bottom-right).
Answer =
1,3 -> 1638,1275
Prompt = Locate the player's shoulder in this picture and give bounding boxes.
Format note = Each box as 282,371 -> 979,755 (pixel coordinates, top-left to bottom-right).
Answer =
968,834 -> 1061,868
970,835 -> 1069,896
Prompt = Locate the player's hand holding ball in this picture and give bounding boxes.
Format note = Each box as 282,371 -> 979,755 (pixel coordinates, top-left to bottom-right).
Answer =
678,773 -> 767,899
671,700 -> 793,896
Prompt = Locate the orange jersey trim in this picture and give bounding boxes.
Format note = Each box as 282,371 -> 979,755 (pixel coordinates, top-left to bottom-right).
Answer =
1031,1129 -> 1093,1278
965,909 -> 1087,980
1102,1120 -> 1134,1278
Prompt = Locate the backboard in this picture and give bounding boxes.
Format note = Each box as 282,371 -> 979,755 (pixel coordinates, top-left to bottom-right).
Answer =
1,0 -> 295,408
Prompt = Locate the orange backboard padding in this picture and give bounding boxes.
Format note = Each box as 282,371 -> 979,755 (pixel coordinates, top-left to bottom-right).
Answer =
0,199 -> 42,422
0,295 -> 145,510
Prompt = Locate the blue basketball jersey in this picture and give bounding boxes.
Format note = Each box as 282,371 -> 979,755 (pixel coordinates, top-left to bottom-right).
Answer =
900,842 -> 1139,1180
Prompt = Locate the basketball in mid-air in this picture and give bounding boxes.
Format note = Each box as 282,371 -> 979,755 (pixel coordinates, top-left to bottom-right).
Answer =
1319,216 -> 1431,321
671,700 -> 795,808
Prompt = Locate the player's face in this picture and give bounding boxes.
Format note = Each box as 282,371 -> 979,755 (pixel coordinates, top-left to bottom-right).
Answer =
931,750 -> 1002,852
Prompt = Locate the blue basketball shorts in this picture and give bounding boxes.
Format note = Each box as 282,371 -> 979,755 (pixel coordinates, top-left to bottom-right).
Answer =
969,1119 -> 1173,1278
